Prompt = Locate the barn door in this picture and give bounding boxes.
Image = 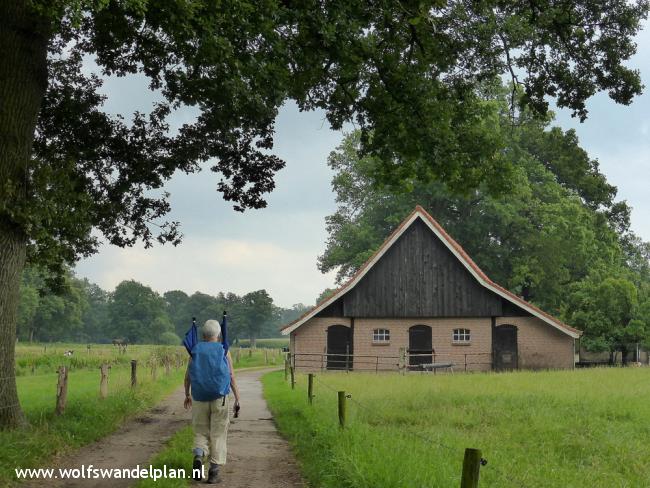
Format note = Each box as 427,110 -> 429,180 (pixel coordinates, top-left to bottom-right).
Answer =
408,325 -> 432,368
493,325 -> 518,371
327,325 -> 352,370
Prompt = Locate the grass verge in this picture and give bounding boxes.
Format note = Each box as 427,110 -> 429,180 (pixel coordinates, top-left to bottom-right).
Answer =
262,368 -> 650,488
132,427 -> 194,488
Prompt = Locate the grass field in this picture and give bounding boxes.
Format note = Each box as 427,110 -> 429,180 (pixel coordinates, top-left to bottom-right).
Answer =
263,368 -> 650,488
4,343 -> 284,486
14,343 -> 180,376
14,342 -> 286,376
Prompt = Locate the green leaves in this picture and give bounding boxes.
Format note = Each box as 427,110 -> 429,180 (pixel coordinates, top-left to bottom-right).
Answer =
7,0 -> 650,277
318,95 -> 648,339
564,276 -> 650,353
108,280 -> 174,343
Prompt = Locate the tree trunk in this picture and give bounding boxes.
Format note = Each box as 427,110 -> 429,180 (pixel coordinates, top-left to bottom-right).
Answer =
0,2 -> 49,429
0,223 -> 27,428
621,345 -> 629,366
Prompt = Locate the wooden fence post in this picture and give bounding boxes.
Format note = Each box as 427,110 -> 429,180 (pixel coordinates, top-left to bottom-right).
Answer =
345,345 -> 350,372
265,348 -> 268,365
248,348 -> 253,358
290,366 -> 295,390
131,360 -> 138,388
460,448 -> 483,488
308,373 -> 314,405
284,358 -> 289,381
100,363 -> 110,399
338,391 -> 346,428
55,366 -> 68,415
236,348 -> 241,363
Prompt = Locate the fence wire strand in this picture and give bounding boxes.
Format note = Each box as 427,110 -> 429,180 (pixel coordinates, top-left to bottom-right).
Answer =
311,375 -> 459,454
300,371 -> 529,487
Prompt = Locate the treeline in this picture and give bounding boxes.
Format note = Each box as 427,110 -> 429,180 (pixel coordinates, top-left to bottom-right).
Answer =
17,267 -> 310,345
319,85 -> 650,360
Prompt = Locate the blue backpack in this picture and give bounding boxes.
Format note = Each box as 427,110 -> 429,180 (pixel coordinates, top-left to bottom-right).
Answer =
189,342 -> 231,401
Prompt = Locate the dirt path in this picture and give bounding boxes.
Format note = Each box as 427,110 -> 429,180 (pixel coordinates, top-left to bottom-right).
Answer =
218,369 -> 304,488
22,368 -> 304,488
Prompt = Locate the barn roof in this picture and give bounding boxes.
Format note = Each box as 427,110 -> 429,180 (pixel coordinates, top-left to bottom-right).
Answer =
282,206 -> 581,339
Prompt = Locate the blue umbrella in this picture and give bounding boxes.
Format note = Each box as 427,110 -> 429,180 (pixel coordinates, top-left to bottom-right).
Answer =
183,312 -> 229,355
182,317 -> 198,355
221,311 -> 230,354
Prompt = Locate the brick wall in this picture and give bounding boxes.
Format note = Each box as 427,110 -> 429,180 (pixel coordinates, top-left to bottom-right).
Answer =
291,315 -> 575,372
292,317 -> 492,372
353,318 -> 493,372
291,317 -> 351,370
495,316 -> 574,369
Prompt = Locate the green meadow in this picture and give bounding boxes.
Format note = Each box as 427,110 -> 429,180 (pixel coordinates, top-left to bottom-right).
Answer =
262,368 -> 650,488
13,342 -> 285,376
14,342 -> 180,376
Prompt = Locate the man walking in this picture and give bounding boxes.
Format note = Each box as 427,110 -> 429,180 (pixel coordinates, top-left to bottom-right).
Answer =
184,319 -> 241,483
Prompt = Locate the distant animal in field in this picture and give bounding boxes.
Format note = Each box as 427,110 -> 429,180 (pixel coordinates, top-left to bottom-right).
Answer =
64,350 -> 74,357
112,338 -> 128,353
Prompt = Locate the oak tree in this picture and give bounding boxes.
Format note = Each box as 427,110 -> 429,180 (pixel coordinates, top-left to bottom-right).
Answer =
318,97 -> 646,317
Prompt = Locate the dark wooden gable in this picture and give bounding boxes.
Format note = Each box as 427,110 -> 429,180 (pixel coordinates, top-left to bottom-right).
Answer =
319,217 -> 503,318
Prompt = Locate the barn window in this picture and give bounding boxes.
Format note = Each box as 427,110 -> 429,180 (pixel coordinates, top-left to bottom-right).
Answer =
372,329 -> 390,344
452,328 -> 471,344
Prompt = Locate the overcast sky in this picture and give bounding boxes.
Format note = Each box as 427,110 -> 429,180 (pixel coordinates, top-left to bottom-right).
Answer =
75,26 -> 650,309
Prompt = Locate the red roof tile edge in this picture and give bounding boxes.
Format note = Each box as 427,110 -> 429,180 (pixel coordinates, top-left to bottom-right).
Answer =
281,205 -> 581,338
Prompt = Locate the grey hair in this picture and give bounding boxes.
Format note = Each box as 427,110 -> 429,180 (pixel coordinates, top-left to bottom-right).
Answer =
202,319 -> 222,339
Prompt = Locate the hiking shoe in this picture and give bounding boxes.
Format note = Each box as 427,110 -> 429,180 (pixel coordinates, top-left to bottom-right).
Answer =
206,464 -> 220,484
192,455 -> 203,481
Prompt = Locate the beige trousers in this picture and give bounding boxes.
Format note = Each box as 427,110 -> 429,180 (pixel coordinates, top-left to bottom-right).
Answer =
192,395 -> 230,465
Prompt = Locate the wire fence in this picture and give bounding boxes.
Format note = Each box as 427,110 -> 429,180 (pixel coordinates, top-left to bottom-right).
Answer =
285,357 -> 528,487
0,355 -> 187,416
292,351 -> 494,373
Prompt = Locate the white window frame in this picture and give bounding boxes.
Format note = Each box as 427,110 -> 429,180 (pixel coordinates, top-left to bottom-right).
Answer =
452,328 -> 471,344
372,328 -> 390,344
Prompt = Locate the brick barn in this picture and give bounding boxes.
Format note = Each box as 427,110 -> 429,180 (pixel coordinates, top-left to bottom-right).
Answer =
282,206 -> 581,372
